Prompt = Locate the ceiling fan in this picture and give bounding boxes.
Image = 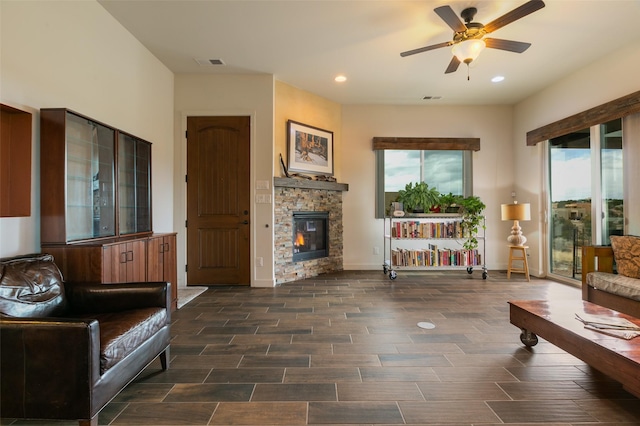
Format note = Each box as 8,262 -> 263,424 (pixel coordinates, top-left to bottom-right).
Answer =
401,0 -> 545,75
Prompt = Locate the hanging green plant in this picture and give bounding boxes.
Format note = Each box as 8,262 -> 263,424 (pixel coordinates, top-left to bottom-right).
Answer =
459,195 -> 486,250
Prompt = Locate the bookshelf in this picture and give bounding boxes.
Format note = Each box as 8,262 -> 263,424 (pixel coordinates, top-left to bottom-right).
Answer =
383,214 -> 487,280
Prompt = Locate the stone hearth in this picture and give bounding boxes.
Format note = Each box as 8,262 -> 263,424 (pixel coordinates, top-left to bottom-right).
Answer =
274,178 -> 348,284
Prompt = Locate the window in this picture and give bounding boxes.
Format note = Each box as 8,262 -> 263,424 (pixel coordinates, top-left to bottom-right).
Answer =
547,118 -> 623,279
527,91 -> 639,281
375,150 -> 472,218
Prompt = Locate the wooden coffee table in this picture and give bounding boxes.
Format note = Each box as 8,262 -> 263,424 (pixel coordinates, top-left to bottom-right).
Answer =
509,299 -> 640,398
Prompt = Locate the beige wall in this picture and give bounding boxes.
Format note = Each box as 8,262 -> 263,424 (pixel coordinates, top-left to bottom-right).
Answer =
341,105 -> 514,271
274,81 -> 342,181
0,0 -> 174,258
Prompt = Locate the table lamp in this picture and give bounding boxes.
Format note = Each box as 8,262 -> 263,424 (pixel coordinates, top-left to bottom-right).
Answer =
501,201 -> 531,246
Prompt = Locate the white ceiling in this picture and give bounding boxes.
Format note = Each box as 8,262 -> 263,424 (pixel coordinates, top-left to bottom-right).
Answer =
98,0 -> 640,106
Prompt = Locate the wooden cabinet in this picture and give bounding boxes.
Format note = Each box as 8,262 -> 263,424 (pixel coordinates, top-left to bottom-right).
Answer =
45,238 -> 146,284
40,108 -> 178,310
102,239 -> 148,283
147,233 -> 178,311
44,233 -> 177,311
1,104 -> 32,217
40,108 -> 151,244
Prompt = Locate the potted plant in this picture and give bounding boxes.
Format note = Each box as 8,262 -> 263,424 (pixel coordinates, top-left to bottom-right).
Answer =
459,195 -> 486,250
439,192 -> 463,213
396,182 -> 440,213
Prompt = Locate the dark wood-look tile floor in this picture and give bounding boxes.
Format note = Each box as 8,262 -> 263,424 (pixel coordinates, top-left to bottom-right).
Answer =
4,270 -> 640,425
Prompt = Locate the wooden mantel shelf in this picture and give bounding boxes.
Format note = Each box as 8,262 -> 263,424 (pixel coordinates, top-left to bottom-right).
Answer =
273,177 -> 349,192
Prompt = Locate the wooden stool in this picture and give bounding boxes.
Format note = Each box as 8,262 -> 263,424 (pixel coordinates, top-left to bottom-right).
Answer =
507,245 -> 530,281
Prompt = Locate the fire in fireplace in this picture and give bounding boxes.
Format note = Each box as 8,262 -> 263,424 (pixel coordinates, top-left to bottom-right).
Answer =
292,211 -> 329,262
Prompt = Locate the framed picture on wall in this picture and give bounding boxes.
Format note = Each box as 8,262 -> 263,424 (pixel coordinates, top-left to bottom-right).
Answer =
287,120 -> 334,176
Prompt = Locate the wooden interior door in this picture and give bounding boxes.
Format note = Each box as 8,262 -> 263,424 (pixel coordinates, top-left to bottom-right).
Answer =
186,116 -> 250,285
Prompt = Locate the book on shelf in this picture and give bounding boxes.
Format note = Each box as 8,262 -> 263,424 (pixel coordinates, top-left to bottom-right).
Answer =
390,247 -> 481,267
391,220 -> 462,239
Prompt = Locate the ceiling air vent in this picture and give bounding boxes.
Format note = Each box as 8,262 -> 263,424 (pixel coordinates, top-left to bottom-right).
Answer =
422,96 -> 442,100
194,58 -> 226,66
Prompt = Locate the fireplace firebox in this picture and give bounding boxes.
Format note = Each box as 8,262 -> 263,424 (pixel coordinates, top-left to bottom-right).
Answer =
292,211 -> 329,262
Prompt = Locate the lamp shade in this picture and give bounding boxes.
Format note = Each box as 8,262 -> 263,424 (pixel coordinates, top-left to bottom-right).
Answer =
452,39 -> 486,63
501,203 -> 531,221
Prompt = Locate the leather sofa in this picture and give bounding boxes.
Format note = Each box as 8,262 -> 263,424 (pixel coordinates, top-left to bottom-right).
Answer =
0,253 -> 171,426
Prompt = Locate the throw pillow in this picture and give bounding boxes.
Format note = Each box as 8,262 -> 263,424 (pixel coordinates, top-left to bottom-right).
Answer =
610,235 -> 640,279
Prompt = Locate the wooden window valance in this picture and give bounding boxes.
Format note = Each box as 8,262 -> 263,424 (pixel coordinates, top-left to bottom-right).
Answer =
372,137 -> 480,151
527,90 -> 640,146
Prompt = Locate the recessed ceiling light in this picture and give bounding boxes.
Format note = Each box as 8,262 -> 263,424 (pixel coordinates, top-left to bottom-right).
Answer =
491,75 -> 505,83
334,75 -> 347,83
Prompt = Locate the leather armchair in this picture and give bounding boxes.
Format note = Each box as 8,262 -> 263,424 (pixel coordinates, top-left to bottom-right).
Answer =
0,253 -> 171,426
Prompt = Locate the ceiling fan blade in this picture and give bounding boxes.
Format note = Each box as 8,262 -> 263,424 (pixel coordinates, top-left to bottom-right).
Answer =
400,41 -> 452,57
484,38 -> 532,53
434,5 -> 467,33
484,0 -> 545,34
444,56 -> 461,74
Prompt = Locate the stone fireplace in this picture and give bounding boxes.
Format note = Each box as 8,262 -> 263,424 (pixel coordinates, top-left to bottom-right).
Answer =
292,211 -> 329,262
274,178 -> 348,284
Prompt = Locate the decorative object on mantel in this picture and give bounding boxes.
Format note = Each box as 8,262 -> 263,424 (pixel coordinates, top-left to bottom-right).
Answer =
285,173 -> 336,182
287,120 -> 334,176
289,173 -> 313,180
280,152 -> 312,180
279,153 -> 290,178
501,200 -> 531,246
313,175 -> 337,182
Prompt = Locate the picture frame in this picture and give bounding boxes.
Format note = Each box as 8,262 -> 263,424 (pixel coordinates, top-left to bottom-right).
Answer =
287,120 -> 334,176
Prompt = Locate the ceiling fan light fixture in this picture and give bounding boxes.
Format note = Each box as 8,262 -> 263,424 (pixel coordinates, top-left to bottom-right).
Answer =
452,39 -> 486,64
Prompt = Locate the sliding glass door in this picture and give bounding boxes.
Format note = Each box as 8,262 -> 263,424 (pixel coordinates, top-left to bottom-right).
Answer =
548,119 -> 623,279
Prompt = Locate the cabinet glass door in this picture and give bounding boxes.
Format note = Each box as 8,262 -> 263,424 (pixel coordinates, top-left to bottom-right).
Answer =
65,113 -> 115,241
118,133 -> 151,235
